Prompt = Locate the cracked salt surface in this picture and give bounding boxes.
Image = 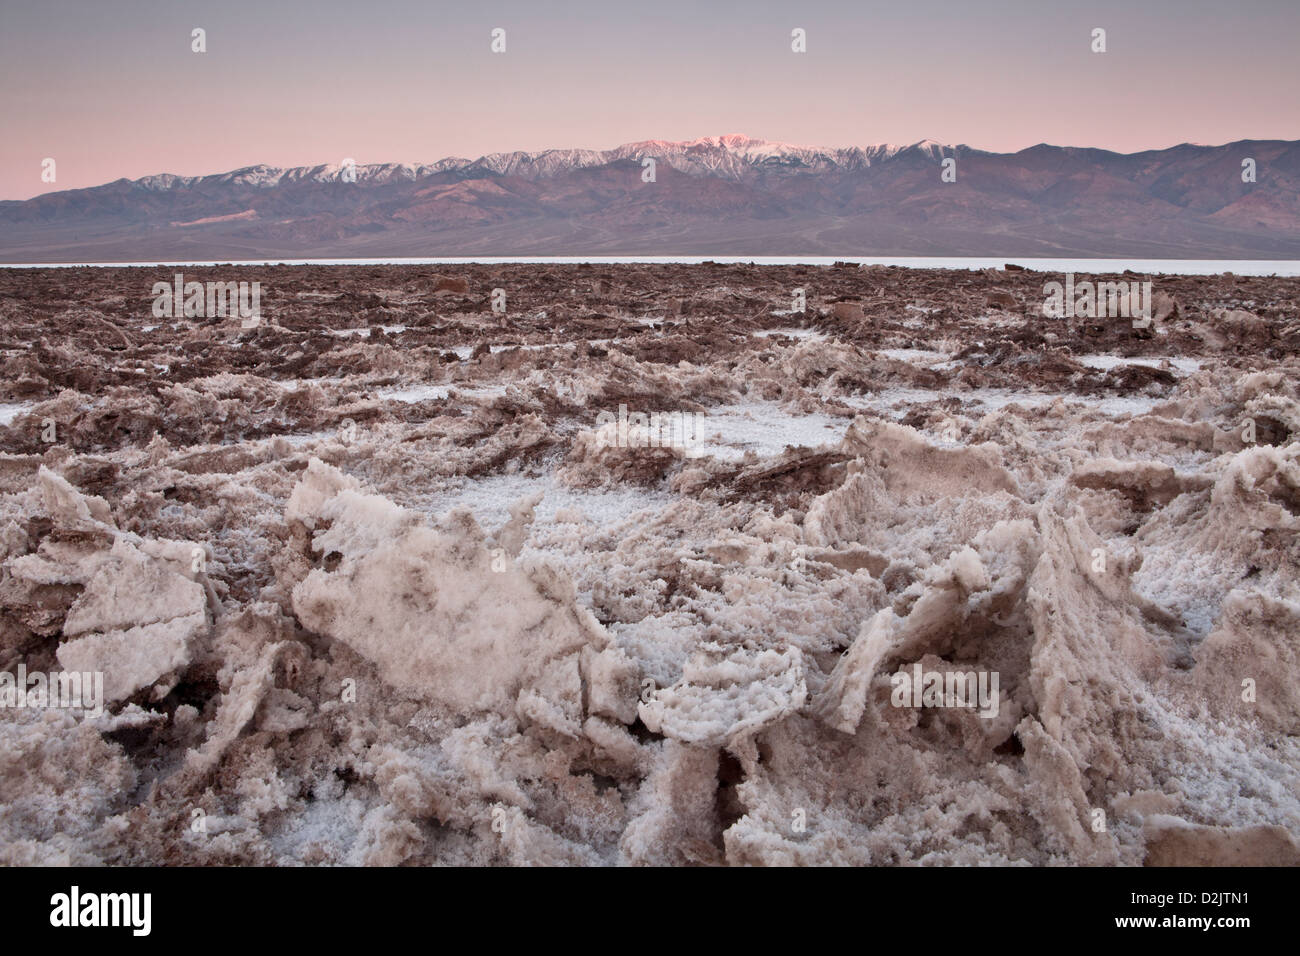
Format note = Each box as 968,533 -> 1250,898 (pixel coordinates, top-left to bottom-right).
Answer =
412,403 -> 848,526
446,342 -> 557,359
417,470 -> 674,531
278,432 -> 335,447
281,378 -> 342,392
693,402 -> 845,461
375,383 -> 507,403
842,387 -> 1169,418
330,325 -> 408,338
876,348 -> 949,364
1074,354 -> 1203,375
755,327 -> 827,341
5,262 -> 1299,869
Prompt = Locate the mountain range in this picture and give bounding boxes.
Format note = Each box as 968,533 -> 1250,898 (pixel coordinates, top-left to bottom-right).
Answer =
2,134 -> 1298,261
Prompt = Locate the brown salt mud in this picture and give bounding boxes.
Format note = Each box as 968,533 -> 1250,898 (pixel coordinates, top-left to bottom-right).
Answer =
0,264 -> 1296,865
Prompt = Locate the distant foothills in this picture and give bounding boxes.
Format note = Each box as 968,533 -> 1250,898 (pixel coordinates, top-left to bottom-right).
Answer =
2,135 -> 1297,261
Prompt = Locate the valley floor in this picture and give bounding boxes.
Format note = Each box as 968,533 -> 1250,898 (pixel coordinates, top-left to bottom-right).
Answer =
1,262 -> 1297,865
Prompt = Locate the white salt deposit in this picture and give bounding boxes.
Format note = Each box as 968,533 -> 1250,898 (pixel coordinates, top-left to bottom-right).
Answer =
843,387 -> 1169,418
692,402 -> 844,461
0,403 -> 33,426
375,383 -> 507,403
1075,354 -> 1203,375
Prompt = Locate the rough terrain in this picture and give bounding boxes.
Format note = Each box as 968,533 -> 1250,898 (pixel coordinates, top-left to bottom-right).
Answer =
1,262 -> 1298,866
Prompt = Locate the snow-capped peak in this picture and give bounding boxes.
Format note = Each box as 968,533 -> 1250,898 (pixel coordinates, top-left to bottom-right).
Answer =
128,136 -> 966,191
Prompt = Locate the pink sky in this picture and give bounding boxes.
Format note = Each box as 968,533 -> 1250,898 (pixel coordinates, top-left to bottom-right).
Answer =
2,0 -> 1297,200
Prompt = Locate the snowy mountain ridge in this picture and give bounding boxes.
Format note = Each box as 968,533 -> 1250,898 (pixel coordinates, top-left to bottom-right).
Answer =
131,135 -> 969,191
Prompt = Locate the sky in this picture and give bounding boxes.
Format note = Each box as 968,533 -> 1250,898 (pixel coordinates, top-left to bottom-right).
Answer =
1,0 -> 1297,200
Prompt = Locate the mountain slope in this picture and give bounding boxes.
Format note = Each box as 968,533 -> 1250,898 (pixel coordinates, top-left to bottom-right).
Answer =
1,135 -> 1297,260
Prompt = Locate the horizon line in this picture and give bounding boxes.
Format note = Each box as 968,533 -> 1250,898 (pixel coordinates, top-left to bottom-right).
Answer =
3,256 -> 1298,276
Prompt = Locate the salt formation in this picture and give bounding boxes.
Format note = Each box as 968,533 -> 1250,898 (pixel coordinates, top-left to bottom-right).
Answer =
287,459 -> 628,720
7,469 -> 209,704
0,263 -> 1298,865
